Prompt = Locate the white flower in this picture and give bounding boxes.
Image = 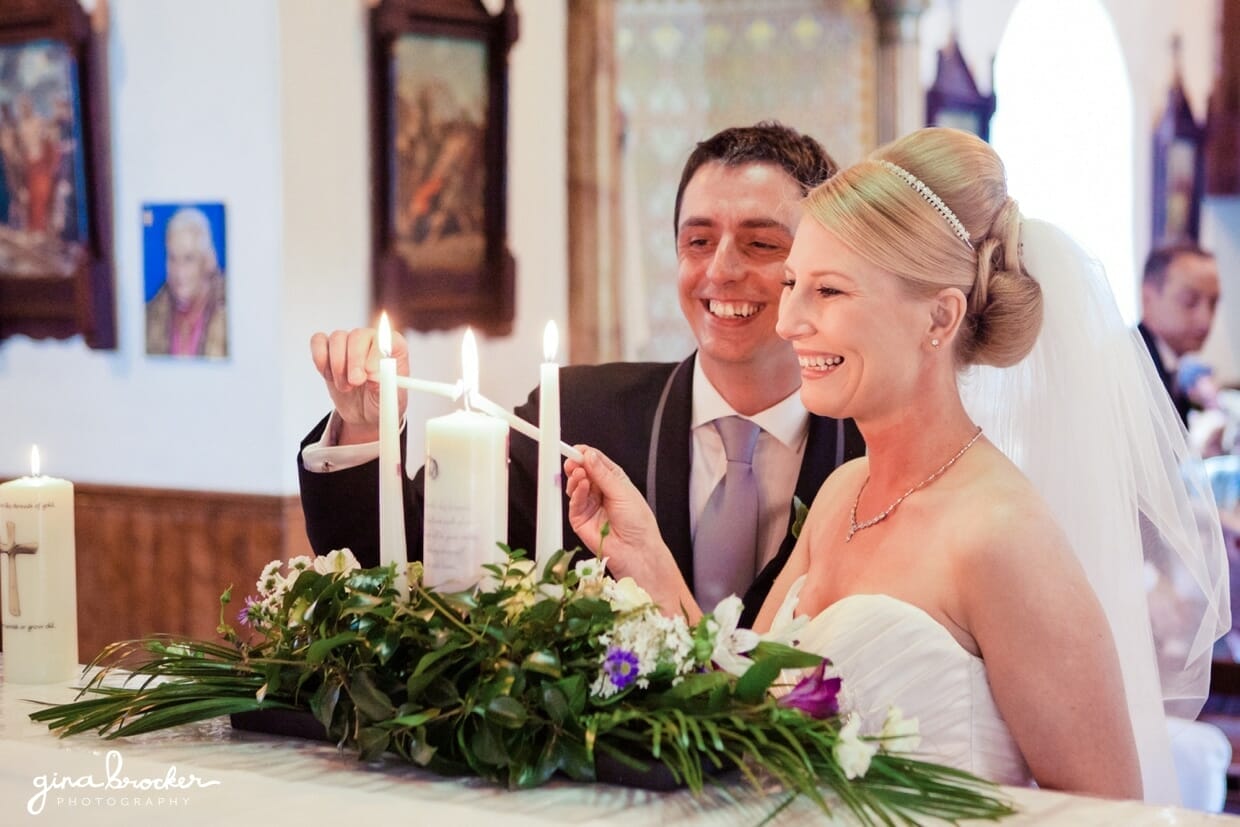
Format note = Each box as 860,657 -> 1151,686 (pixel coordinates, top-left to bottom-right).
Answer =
834,715 -> 878,780
574,558 -> 606,598
501,589 -> 537,620
879,707 -> 921,754
538,582 -> 565,602
605,577 -> 654,612
574,557 -> 605,583
502,559 -> 537,588
709,595 -> 760,677
764,576 -> 809,645
287,555 -> 314,573
590,607 -> 695,698
256,560 -> 285,596
313,548 -> 360,576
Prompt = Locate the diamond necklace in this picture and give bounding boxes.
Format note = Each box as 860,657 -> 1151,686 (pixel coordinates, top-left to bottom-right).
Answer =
846,426 -> 984,542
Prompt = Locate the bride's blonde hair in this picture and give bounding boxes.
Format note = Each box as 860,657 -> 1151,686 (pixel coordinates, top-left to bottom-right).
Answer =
802,127 -> 1042,368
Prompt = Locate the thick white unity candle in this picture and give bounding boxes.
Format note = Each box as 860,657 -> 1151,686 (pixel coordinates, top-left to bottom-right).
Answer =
423,329 -> 509,592
377,313 -> 408,581
0,446 -> 78,684
535,321 -> 564,570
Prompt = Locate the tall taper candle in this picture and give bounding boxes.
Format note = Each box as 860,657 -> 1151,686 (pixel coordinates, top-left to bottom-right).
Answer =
377,312 -> 407,587
0,446 -> 78,684
535,321 -> 563,571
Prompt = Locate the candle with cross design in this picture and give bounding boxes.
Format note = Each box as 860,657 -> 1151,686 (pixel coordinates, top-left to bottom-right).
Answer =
0,446 -> 77,684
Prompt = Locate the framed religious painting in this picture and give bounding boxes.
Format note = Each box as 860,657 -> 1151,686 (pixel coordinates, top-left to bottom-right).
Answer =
370,0 -> 518,335
925,36 -> 996,142
1152,62 -> 1205,244
0,0 -> 114,349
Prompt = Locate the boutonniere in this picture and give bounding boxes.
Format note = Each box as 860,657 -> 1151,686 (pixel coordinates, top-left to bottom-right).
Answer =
791,495 -> 810,540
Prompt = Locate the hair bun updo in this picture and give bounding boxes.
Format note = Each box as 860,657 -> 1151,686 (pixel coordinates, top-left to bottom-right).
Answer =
960,197 -> 1042,368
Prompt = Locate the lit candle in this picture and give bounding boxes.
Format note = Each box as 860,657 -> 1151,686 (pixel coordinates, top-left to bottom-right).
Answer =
422,329 -> 509,592
0,446 -> 78,684
535,321 -> 563,570
377,312 -> 407,588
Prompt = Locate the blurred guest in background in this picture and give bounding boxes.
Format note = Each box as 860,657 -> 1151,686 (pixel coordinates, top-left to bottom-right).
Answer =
1138,243 -> 1221,427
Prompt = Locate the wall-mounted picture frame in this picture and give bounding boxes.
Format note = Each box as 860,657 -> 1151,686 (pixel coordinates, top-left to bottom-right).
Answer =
925,36 -> 996,142
1152,62 -> 1205,244
142,202 -> 228,360
0,0 -> 113,349
369,0 -> 518,336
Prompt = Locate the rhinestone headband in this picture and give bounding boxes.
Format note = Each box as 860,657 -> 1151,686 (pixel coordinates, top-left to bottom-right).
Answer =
877,160 -> 973,250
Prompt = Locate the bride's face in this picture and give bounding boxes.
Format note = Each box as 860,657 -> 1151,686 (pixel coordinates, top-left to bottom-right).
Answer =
777,216 -> 932,422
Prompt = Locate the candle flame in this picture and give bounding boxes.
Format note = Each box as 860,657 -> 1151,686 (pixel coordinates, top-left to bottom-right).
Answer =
543,320 -> 559,363
377,312 -> 393,358
462,327 -> 479,397
30,445 -> 40,477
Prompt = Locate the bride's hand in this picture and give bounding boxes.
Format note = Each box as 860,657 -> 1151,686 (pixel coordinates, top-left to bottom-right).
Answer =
564,447 -> 676,586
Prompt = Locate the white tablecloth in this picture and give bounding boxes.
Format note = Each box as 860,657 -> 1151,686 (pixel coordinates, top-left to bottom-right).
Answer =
1,670 -> 1236,826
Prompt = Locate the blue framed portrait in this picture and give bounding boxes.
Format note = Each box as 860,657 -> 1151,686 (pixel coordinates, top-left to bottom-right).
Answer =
142,202 -> 228,360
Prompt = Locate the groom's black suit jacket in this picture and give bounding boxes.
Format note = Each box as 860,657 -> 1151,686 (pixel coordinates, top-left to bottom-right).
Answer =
298,354 -> 865,625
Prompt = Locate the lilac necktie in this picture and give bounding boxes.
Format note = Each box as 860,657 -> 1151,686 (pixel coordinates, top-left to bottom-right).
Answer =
694,416 -> 761,613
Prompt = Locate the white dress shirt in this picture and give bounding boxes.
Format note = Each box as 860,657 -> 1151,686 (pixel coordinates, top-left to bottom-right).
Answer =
301,411 -> 382,473
689,359 -> 810,572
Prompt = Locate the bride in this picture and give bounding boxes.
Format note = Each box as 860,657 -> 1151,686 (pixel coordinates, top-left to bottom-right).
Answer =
564,127 -> 1229,804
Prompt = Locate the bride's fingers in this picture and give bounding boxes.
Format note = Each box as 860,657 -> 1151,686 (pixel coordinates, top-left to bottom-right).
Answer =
563,444 -> 591,479
567,477 -> 602,527
583,448 -> 634,495
565,466 -> 588,498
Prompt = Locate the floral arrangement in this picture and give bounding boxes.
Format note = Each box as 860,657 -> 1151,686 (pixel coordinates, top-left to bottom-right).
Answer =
31,547 -> 1014,825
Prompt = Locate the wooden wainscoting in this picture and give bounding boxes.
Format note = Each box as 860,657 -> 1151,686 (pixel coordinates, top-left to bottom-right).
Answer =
71,484 -> 311,662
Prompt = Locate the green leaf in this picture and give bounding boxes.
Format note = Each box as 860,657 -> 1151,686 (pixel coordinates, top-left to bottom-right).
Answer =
735,643 -> 823,704
661,670 -> 731,701
522,650 -> 562,678
422,676 -> 462,708
357,726 -> 390,761
542,685 -> 570,724
470,722 -> 509,767
310,680 -> 341,730
384,708 -> 441,729
515,731 -> 562,788
558,735 -> 593,781
405,726 -> 437,766
372,624 -> 402,663
485,695 -> 528,729
306,632 -> 363,665
348,671 -> 396,721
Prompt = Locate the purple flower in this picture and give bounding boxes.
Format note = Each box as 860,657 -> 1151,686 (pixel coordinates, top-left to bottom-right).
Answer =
602,648 -> 640,690
778,660 -> 840,719
237,596 -> 259,627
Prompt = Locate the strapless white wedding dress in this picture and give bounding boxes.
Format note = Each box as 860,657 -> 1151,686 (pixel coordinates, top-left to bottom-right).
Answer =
779,578 -> 1033,787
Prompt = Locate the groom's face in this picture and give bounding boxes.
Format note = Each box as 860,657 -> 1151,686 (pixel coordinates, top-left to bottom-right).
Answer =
676,161 -> 803,385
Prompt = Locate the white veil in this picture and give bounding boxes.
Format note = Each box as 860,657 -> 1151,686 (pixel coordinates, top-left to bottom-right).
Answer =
959,218 -> 1231,805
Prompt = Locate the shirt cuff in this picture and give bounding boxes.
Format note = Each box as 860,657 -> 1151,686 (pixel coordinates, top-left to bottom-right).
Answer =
301,410 -> 396,473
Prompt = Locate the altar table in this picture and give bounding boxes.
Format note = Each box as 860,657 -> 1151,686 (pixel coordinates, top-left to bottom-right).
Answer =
1,665 -> 1236,826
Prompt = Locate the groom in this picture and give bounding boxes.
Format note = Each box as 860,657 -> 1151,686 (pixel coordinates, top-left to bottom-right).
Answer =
298,122 -> 864,624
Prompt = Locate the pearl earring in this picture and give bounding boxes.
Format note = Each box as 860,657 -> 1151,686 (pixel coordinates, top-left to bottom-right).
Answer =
931,338 -> 941,348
